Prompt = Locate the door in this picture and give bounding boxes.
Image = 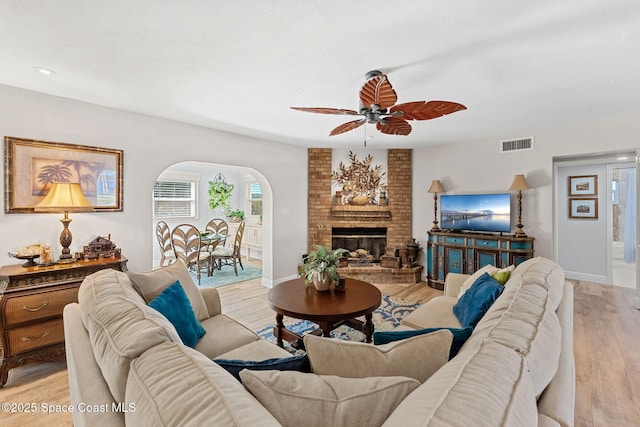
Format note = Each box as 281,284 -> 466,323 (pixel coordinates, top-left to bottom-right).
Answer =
610,162 -> 636,289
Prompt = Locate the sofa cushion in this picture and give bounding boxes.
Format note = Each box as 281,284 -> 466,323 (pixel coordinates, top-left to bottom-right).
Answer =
506,257 -> 564,311
126,342 -> 281,426
373,326 -> 473,359
240,370 -> 420,427
85,296 -> 181,402
214,354 -> 311,381
453,273 -> 504,328
465,257 -> 564,398
401,296 -> 462,330
304,330 -> 452,383
78,268 -> 146,329
128,260 -> 210,321
215,338 -> 292,361
148,280 -> 206,348
195,314 -> 262,359
382,338 -> 538,427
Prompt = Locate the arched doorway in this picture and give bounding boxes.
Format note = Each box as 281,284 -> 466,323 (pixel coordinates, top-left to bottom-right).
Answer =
151,161 -> 273,287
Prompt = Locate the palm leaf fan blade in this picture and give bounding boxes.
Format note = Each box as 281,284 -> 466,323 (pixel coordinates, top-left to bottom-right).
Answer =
376,117 -> 412,135
392,101 -> 467,120
359,75 -> 397,109
290,107 -> 359,115
330,119 -> 366,136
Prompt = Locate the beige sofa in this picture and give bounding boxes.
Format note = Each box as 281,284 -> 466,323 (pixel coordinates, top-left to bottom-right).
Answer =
63,256 -> 574,427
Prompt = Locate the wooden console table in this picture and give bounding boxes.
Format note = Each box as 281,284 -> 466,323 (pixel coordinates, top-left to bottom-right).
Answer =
426,231 -> 534,290
0,256 -> 128,387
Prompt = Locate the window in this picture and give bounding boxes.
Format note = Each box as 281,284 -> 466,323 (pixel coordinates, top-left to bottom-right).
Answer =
246,181 -> 263,220
153,180 -> 197,219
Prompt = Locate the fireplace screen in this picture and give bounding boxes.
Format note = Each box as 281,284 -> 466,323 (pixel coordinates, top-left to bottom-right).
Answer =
331,227 -> 387,263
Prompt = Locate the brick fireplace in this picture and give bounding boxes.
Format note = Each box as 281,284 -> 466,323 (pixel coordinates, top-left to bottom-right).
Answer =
307,148 -> 422,283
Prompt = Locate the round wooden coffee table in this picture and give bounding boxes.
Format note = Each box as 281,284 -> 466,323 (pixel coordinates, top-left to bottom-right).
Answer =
267,277 -> 382,349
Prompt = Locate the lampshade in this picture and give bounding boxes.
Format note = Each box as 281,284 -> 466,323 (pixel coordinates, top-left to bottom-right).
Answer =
428,179 -> 444,194
34,183 -> 94,212
509,174 -> 530,191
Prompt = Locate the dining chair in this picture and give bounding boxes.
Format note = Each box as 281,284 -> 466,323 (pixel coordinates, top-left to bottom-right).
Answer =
170,224 -> 212,285
211,221 -> 245,276
155,221 -> 175,266
205,218 -> 229,247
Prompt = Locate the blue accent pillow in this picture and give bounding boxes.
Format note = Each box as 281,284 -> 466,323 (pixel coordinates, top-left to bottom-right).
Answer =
148,280 -> 206,348
373,327 -> 473,359
453,272 -> 504,328
213,355 -> 311,381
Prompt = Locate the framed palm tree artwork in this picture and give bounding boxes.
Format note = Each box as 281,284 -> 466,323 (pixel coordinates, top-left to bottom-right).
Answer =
4,136 -> 123,213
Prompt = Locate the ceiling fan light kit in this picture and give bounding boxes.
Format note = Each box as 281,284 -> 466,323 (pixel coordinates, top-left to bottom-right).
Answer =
291,70 -> 467,138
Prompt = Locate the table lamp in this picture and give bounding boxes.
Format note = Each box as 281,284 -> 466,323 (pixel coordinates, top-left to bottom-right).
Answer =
34,182 -> 94,262
509,174 -> 530,238
427,179 -> 444,231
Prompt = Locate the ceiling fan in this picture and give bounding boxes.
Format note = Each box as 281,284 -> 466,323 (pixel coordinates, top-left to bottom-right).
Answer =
291,70 -> 467,137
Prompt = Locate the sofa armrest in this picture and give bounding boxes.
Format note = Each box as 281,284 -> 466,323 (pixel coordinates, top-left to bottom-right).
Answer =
444,273 -> 469,297
200,288 -> 222,316
63,303 -> 124,427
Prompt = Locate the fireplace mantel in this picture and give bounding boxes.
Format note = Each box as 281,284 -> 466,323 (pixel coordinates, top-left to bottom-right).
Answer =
330,205 -> 391,219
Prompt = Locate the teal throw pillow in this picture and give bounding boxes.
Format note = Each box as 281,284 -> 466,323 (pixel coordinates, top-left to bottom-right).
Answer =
213,355 -> 311,382
148,280 -> 206,348
373,327 -> 473,359
453,272 -> 504,328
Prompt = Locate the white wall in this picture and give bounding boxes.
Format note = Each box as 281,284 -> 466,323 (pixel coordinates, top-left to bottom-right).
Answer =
0,85 -> 307,284
3,84 -> 639,285
413,113 -> 640,281
555,163 -> 608,282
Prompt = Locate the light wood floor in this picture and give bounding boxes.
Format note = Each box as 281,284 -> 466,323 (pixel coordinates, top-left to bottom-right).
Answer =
0,276 -> 638,426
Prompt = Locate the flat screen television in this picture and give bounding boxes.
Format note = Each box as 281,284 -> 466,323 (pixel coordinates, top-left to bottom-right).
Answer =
440,193 -> 512,233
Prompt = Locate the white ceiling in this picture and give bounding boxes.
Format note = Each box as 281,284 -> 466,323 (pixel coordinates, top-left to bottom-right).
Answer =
1,1 -> 638,149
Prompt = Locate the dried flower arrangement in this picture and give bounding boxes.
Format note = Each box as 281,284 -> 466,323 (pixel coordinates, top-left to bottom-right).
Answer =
332,151 -> 386,205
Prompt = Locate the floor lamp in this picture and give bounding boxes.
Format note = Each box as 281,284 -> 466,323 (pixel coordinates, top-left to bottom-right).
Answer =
428,179 -> 444,231
34,182 -> 94,262
509,174 -> 530,238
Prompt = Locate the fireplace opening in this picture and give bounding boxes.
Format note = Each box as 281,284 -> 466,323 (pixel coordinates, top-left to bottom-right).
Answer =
331,227 -> 387,263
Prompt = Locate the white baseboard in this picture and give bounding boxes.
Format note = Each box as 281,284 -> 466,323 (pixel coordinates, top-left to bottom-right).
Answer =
564,271 -> 609,285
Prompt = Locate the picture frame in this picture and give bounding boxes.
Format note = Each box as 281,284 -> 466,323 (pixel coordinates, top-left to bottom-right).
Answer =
568,175 -> 598,196
569,198 -> 598,219
4,136 -> 124,213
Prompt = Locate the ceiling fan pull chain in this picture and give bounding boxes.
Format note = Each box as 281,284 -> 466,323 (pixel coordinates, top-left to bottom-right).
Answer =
363,124 -> 367,147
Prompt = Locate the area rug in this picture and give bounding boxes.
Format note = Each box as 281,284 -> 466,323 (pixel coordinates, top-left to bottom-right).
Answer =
256,295 -> 420,354
193,265 -> 262,289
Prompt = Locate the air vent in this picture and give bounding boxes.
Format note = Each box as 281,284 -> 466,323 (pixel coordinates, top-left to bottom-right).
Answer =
500,137 -> 534,153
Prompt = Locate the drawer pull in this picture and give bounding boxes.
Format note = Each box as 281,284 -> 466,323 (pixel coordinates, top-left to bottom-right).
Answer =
23,302 -> 49,312
21,331 -> 50,342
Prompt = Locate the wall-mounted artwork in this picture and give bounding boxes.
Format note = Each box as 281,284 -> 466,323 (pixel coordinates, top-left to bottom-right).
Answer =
4,136 -> 124,213
568,175 -> 598,196
569,198 -> 598,219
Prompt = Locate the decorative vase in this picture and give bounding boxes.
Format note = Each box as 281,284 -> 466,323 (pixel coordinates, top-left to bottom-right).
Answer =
313,278 -> 332,292
351,195 -> 369,205
405,238 -> 421,267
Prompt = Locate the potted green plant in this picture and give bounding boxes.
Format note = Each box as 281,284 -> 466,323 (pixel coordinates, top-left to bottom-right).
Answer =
300,245 -> 349,291
227,208 -> 244,222
208,173 -> 234,211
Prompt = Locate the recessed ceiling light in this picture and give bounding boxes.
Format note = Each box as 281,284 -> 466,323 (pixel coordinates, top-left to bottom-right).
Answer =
34,67 -> 57,76
617,156 -> 629,161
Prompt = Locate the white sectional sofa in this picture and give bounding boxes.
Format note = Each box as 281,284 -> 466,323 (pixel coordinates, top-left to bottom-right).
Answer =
63,256 -> 574,426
